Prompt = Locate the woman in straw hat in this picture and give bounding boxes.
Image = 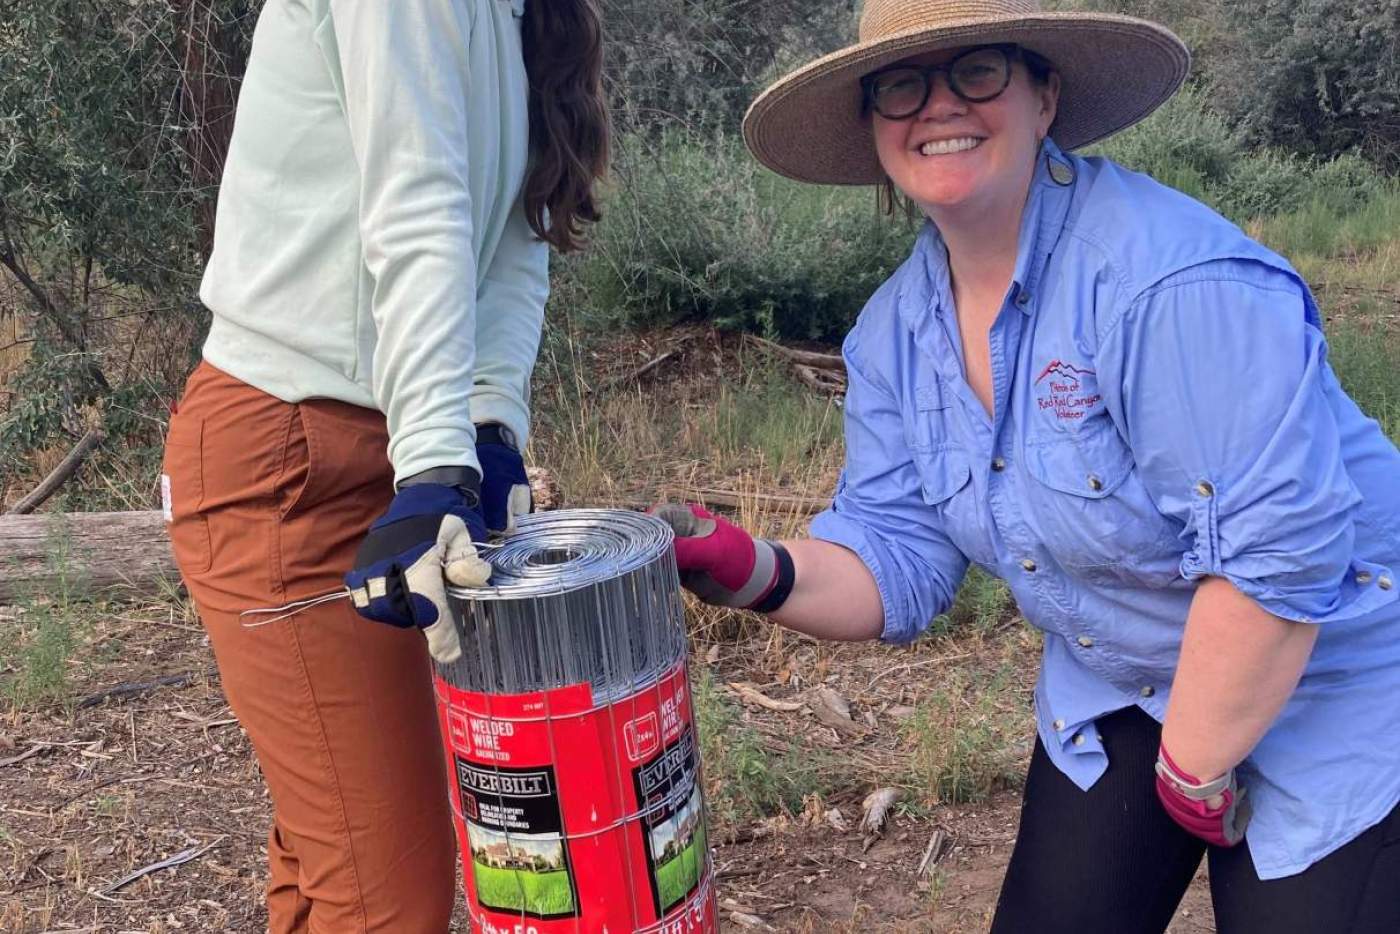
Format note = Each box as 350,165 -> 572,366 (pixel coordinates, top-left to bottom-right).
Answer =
656,0 -> 1400,929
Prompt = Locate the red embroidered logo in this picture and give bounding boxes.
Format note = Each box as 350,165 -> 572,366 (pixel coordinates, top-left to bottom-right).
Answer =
1034,359 -> 1102,421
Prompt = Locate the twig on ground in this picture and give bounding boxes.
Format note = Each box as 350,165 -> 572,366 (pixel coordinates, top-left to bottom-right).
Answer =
726,681 -> 805,712
0,744 -> 47,768
916,828 -> 951,878
76,672 -> 195,710
865,652 -> 973,691
97,841 -> 219,895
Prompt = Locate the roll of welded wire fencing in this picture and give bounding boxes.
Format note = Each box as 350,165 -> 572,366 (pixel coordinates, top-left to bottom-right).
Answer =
434,508 -> 718,934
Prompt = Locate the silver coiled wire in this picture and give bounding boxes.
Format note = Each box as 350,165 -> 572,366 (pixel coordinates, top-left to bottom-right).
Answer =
440,509 -> 686,702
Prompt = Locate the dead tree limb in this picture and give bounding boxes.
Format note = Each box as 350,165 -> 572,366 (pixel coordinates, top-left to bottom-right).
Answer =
590,349 -> 678,395
0,469 -> 564,603
745,334 -> 845,371
5,427 -> 105,516
686,488 -> 831,514
792,363 -> 847,395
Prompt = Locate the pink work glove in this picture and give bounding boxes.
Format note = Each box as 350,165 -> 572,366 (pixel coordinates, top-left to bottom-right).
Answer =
1155,744 -> 1252,847
650,504 -> 791,611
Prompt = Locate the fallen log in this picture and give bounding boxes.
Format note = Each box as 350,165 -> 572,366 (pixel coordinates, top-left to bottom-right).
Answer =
0,472 -> 830,603
0,468 -> 566,604
685,487 -> 831,514
0,510 -> 176,603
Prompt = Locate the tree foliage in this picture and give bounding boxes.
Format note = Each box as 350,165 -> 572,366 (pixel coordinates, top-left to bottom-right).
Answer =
0,0 -> 256,472
1219,0 -> 1400,170
1059,0 -> 1400,168
601,0 -> 857,131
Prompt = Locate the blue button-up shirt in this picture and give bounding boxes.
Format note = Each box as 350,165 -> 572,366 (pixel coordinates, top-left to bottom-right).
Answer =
812,139 -> 1400,880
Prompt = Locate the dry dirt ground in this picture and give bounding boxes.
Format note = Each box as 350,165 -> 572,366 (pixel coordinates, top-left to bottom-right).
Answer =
0,592 -> 1215,933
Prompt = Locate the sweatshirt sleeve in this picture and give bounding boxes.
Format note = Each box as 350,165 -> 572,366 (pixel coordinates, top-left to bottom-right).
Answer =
468,194 -> 550,448
329,0 -> 483,482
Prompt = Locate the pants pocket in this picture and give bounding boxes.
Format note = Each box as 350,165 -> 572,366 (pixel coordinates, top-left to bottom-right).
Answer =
161,413 -> 213,576
272,401 -> 393,594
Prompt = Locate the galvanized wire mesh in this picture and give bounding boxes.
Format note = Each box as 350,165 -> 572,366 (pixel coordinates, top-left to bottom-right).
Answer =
440,509 -> 687,701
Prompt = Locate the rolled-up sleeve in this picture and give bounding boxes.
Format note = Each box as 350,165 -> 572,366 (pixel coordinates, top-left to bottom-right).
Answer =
810,328 -> 969,643
1097,260 -> 1394,623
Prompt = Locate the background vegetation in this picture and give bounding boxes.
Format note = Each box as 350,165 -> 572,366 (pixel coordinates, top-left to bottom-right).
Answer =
4,0 -> 1398,506
2,4 -> 1397,928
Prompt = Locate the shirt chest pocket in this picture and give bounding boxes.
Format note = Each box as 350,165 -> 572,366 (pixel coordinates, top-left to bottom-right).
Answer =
910,443 -> 998,567
903,379 -> 997,566
1023,419 -> 1181,585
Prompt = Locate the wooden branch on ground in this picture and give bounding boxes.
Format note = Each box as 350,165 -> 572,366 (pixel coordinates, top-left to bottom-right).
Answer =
99,841 -> 218,895
745,334 -> 845,371
76,672 -> 199,710
793,363 -> 847,395
685,487 -> 831,514
5,426 -> 105,516
589,349 -> 678,395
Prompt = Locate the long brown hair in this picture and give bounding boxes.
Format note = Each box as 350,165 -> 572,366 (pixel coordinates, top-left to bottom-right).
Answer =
520,0 -> 610,254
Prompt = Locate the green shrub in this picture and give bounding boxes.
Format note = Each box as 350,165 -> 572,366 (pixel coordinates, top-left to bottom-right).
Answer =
603,0 -> 855,133
693,670 -> 837,828
927,567 -> 1017,639
1218,0 -> 1400,171
1330,324 -> 1400,443
1092,85 -> 1243,201
566,131 -> 915,340
1304,153 -> 1391,215
1254,183 -> 1400,260
902,663 -> 1027,805
1093,87 -> 1391,225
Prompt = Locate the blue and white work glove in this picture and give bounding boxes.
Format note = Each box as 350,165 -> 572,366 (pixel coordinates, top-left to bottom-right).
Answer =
345,471 -> 491,664
476,423 -> 532,535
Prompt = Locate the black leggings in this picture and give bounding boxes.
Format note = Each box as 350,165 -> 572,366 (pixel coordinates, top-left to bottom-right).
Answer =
989,706 -> 1400,934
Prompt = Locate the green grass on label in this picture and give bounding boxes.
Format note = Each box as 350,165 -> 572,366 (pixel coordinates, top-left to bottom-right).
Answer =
471,863 -> 575,916
654,819 -> 707,911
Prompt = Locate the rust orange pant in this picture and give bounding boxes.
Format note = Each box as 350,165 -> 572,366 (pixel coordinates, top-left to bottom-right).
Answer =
162,362 -> 455,932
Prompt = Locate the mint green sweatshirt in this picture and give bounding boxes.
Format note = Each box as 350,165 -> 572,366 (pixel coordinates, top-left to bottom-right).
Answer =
200,0 -> 547,482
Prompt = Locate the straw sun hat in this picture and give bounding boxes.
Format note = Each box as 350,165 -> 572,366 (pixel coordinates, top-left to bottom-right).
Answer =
743,0 -> 1189,185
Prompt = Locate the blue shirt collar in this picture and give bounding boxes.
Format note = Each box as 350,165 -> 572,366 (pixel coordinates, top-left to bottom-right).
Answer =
897,136 -> 1077,337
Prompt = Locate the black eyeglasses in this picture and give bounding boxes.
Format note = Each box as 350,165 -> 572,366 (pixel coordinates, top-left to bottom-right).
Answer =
862,45 -> 1017,119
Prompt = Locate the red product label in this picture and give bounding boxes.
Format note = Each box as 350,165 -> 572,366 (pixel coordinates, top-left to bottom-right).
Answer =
435,661 -> 717,934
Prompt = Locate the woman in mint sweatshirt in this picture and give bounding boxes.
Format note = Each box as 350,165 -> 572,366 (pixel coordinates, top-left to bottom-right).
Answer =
161,1 -> 608,928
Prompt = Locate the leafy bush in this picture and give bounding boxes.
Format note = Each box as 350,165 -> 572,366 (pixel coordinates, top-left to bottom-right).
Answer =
1063,0 -> 1400,169
1093,85 -> 1244,201
1093,87 -> 1390,224
1218,0 -> 1400,170
564,131 -> 916,340
1,1 -> 256,497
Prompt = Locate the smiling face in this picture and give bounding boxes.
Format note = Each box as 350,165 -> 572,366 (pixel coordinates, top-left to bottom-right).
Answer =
870,46 -> 1060,220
